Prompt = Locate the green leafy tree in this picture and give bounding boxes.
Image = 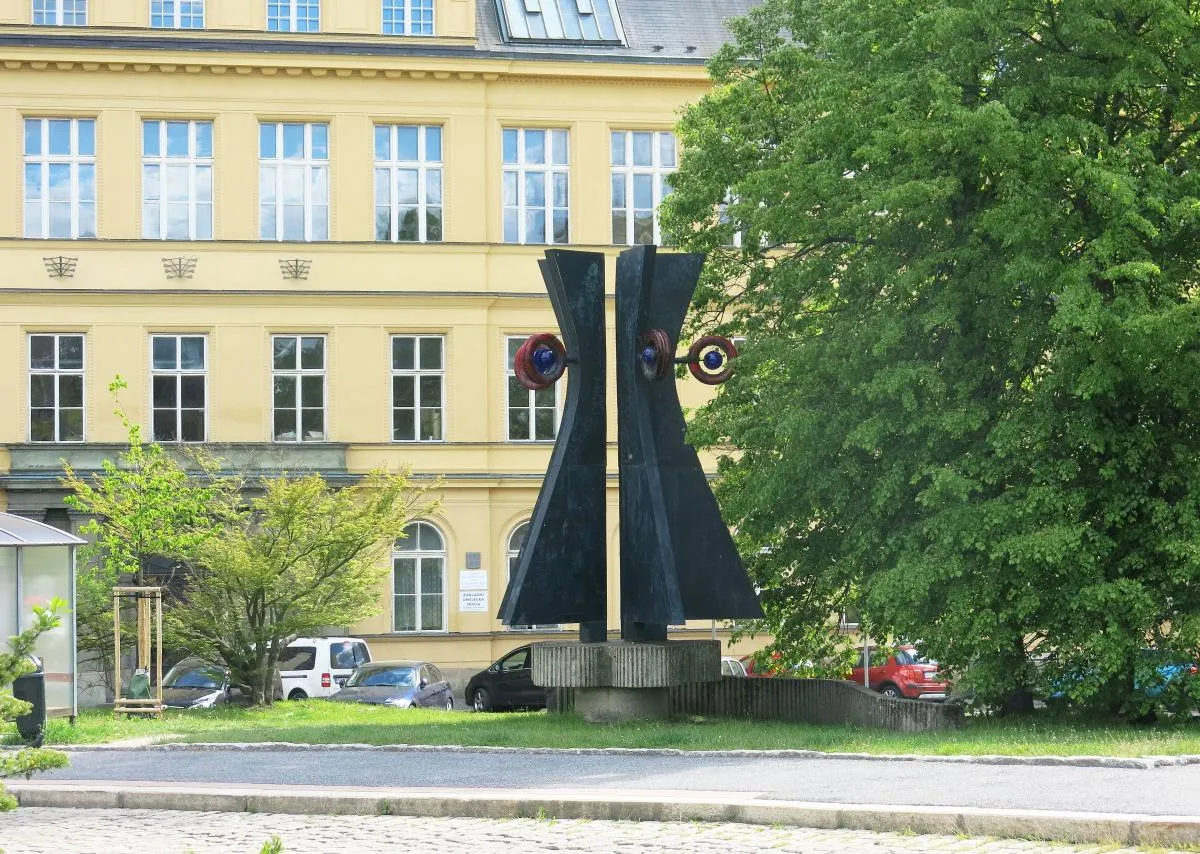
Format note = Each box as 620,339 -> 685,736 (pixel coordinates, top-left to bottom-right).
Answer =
168,471 -> 436,705
61,378 -> 240,691
1,600 -> 70,811
663,0 -> 1200,715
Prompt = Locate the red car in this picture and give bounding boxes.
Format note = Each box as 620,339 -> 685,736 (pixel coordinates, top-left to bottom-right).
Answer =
847,645 -> 948,701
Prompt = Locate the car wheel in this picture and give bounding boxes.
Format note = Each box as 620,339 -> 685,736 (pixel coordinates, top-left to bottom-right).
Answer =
472,688 -> 493,712
288,689 -> 308,701
879,684 -> 902,699
445,695 -> 455,712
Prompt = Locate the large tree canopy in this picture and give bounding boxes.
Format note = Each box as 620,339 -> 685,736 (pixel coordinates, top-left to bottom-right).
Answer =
663,0 -> 1200,713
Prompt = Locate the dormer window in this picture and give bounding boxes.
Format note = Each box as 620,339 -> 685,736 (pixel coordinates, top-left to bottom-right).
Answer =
494,0 -> 625,43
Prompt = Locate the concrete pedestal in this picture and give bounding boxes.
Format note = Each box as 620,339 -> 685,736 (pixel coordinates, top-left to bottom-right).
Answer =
533,640 -> 720,722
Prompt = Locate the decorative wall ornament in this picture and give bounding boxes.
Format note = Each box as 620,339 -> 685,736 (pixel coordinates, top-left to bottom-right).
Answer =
42,256 -> 78,279
162,257 -> 198,280
279,259 -> 313,281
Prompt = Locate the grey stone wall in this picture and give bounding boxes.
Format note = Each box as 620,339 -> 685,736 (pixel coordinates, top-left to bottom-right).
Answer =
550,677 -> 963,731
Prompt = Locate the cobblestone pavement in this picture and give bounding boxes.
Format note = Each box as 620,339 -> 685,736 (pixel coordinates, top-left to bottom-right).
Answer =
0,809 -> 1190,854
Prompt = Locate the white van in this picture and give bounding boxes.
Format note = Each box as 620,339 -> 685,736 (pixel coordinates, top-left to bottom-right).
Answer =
277,636 -> 372,700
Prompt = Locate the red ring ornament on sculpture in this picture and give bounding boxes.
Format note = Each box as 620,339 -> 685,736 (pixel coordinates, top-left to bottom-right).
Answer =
514,332 -> 568,391
686,334 -> 738,385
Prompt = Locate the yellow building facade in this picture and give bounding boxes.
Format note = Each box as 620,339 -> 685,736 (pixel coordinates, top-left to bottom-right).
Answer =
0,0 -> 759,691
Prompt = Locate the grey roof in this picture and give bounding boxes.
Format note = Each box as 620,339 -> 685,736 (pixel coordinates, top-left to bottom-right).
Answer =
0,512 -> 85,547
477,0 -> 759,62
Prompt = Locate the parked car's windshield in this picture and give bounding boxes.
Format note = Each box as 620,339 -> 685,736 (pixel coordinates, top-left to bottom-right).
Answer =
895,649 -> 932,666
346,666 -> 418,688
163,660 -> 224,689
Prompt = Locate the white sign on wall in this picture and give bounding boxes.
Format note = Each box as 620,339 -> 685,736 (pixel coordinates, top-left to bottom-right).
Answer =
459,570 -> 488,591
459,589 -> 488,612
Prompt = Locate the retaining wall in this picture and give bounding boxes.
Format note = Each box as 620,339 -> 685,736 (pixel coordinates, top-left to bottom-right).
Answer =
550,677 -> 962,731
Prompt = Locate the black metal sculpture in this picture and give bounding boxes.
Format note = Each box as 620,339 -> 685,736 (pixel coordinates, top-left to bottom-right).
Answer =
498,246 -> 763,642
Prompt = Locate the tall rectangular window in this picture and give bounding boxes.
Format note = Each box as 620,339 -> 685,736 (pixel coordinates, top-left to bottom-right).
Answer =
502,128 -> 569,245
24,118 -> 96,239
28,334 -> 84,443
374,125 -> 442,242
382,0 -> 433,34
33,0 -> 87,25
610,130 -> 675,245
143,120 -> 213,240
260,122 -> 329,241
272,335 -> 326,442
507,336 -> 558,441
151,334 -> 206,443
267,0 -> 319,31
391,335 -> 443,442
150,0 -> 204,27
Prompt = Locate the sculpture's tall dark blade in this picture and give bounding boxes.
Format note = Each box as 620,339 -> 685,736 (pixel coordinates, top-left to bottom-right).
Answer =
498,250 -> 608,634
616,246 -> 764,641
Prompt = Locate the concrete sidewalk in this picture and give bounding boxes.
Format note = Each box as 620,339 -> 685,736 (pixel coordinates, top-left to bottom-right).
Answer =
9,779 -> 1200,848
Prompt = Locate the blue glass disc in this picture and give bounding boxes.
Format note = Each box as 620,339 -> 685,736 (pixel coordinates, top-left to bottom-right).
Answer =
532,347 -> 558,375
641,346 -> 657,366
703,349 -> 724,370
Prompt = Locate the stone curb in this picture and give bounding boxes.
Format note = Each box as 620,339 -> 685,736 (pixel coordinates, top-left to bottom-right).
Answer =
59,741 -> 1200,769
9,781 -> 1200,847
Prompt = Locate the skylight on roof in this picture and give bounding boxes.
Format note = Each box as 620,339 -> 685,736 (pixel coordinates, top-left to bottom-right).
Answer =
495,0 -> 626,43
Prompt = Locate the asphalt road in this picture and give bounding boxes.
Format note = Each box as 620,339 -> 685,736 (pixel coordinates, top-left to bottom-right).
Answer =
44,749 -> 1200,815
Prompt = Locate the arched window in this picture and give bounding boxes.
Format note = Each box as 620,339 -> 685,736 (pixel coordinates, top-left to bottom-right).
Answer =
505,521 -> 558,631
393,521 -> 445,632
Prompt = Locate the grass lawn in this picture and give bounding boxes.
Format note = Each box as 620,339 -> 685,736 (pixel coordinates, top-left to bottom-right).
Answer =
3,703 -> 1199,756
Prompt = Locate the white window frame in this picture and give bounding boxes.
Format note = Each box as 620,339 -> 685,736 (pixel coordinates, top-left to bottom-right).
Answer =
505,521 -> 560,631
28,333 -> 85,444
33,0 -> 87,25
501,127 -> 570,245
382,0 -> 434,34
266,0 -> 319,32
150,334 -> 208,443
610,130 -> 676,245
142,119 -> 214,240
391,334 -> 445,442
259,122 -> 329,242
506,335 -> 560,442
23,117 -> 96,240
271,334 -> 327,443
150,0 -> 204,28
374,124 -> 443,243
392,521 -> 447,633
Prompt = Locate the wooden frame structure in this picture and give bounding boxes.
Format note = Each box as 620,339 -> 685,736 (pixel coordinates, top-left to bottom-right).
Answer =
112,586 -> 164,717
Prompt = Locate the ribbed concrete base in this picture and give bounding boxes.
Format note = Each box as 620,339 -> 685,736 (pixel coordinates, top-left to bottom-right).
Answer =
573,687 -> 669,722
532,640 -> 719,722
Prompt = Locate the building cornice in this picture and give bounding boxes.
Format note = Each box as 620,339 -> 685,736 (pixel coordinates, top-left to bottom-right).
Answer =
0,31 -> 711,82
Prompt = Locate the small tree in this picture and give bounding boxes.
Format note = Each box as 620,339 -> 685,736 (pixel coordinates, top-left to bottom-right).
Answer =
61,378 -> 240,691
1,600 -> 70,811
169,471 -> 436,705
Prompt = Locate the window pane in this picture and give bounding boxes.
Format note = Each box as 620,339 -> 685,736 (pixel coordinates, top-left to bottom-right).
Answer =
152,375 -> 177,407
48,120 -> 71,155
311,124 -> 329,159
425,126 -> 442,161
419,407 -> 442,441
374,125 -> 391,160
58,374 -> 83,407
25,119 -> 42,156
502,129 -> 518,164
300,336 -> 324,369
29,336 -> 55,370
525,209 -> 546,243
426,207 -> 442,241
419,525 -> 442,551
59,335 -> 83,369
273,375 -> 296,408
196,122 -> 213,158
426,170 -> 442,206
30,375 -> 55,408
143,121 -> 161,156
550,129 -> 568,165
180,409 -> 205,441
180,336 -> 205,369
166,121 -> 189,156
392,336 -> 414,370
153,410 -> 178,442
30,410 -> 54,443
610,131 -> 625,166
77,120 -> 95,156
393,374 -> 415,408
282,124 -> 304,159
419,375 -> 441,407
394,558 -> 416,593
397,170 -> 418,205
524,130 -> 545,164
394,597 -> 416,632
535,407 -> 555,440
260,124 -> 277,158
301,408 -> 324,441
180,375 -> 204,409
421,595 -> 443,631
508,406 -> 529,440
152,336 -> 177,369
274,407 -> 297,441
300,375 -> 323,407
397,126 -> 418,161
59,409 -> 83,442
419,337 -> 442,370
659,132 -> 676,167
393,407 -> 415,441
632,132 -> 653,166
633,173 -> 653,209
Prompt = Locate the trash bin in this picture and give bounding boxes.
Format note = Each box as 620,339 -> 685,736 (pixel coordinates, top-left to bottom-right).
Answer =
12,655 -> 46,746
